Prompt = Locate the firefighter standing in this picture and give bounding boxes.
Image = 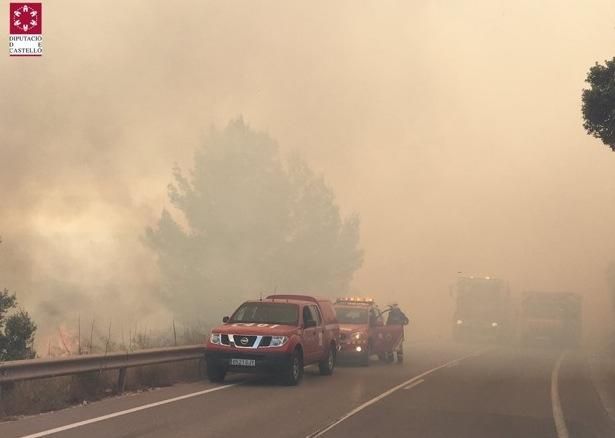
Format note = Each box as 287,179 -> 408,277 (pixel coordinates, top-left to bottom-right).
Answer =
386,304 -> 409,363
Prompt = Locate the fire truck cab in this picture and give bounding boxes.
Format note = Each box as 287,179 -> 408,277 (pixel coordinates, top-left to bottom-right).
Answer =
520,291 -> 582,347
452,276 -> 512,343
334,297 -> 404,366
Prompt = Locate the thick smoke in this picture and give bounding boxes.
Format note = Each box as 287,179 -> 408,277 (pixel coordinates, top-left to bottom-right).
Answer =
1,1 -> 615,348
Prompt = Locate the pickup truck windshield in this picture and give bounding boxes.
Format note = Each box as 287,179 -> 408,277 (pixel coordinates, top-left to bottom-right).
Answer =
335,306 -> 368,324
230,302 -> 299,325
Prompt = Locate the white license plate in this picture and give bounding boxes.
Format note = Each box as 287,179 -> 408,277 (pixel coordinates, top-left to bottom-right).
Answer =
230,358 -> 256,366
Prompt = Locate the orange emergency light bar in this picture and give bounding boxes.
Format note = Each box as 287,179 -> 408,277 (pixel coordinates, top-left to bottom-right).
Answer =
335,296 -> 375,304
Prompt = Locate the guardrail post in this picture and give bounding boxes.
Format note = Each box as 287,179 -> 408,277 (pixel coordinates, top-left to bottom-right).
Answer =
0,382 -> 12,402
198,357 -> 206,379
117,367 -> 127,394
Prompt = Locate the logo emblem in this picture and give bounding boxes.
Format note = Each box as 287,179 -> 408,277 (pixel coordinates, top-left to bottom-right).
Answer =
10,3 -> 41,34
9,3 -> 43,56
240,337 -> 249,345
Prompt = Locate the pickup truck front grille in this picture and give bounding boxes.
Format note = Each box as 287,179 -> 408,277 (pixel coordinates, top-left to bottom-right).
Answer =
232,335 -> 258,347
218,334 -> 275,348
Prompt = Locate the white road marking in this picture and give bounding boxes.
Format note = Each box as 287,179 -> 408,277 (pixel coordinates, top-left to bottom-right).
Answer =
551,351 -> 569,438
403,379 -> 424,390
17,383 -> 240,438
306,349 -> 487,438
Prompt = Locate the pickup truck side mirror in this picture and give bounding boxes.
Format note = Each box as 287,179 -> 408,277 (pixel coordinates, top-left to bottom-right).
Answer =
222,316 -> 230,323
304,320 -> 317,328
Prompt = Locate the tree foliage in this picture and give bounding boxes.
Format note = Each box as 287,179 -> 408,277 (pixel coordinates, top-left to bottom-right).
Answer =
0,289 -> 37,361
146,119 -> 363,321
582,58 -> 615,150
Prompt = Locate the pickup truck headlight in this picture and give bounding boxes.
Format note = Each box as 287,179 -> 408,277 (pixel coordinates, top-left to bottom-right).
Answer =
491,322 -> 499,327
210,333 -> 222,344
352,332 -> 362,340
270,336 -> 288,347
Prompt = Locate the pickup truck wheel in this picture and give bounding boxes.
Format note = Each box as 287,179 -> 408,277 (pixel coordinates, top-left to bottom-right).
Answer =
206,360 -> 226,383
281,349 -> 304,386
319,346 -> 336,375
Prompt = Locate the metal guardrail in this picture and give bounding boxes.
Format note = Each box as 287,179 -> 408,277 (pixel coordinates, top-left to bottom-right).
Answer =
0,345 -> 206,397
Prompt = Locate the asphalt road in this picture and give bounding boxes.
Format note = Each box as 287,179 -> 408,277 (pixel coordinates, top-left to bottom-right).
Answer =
1,342 -> 614,438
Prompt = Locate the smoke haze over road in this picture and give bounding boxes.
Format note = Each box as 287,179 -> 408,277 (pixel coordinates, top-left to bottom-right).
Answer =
2,1 -> 615,346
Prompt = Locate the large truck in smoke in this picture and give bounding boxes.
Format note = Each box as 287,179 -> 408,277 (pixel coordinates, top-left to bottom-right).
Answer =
452,276 -> 512,343
519,291 -> 582,347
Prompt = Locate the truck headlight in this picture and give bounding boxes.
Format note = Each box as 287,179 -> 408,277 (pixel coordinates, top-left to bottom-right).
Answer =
352,332 -> 362,340
456,320 -> 463,325
210,333 -> 222,344
491,322 -> 499,327
270,336 -> 288,347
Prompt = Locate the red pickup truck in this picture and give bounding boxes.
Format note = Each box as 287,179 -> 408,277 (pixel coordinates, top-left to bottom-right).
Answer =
205,294 -> 340,385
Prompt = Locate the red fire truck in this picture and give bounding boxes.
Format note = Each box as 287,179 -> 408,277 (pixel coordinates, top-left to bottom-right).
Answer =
333,297 -> 405,366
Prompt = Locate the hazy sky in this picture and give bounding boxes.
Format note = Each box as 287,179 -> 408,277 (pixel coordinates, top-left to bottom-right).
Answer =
2,1 -> 615,343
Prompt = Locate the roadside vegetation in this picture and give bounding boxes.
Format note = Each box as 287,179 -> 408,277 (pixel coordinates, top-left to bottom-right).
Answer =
0,288 -> 36,362
582,57 -> 615,151
145,118 -> 363,322
582,58 -> 615,352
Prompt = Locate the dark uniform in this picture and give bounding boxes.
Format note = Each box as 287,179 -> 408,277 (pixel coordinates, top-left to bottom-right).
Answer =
387,307 -> 409,326
386,306 -> 409,363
